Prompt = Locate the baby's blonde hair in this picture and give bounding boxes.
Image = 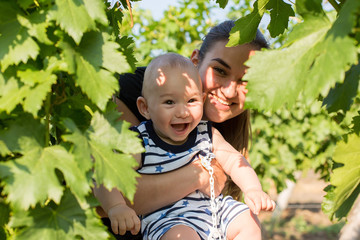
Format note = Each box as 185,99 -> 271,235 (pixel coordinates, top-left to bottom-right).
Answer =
142,53 -> 200,98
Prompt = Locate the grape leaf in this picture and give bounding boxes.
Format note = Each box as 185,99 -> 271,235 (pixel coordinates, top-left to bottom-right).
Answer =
10,189 -> 108,240
296,0 -> 324,17
244,0 -> 359,111
244,31 -> 322,110
0,1 -> 39,71
62,119 -> 94,172
90,111 -> 142,201
75,54 -> 119,110
83,0 -> 108,26
0,114 -> 45,154
17,11 -> 52,45
266,0 -> 295,37
0,68 -> 57,116
0,145 -> 90,210
17,69 -> 57,117
57,32 -> 123,110
302,0 -> 359,101
102,104 -> 145,154
0,77 -> 29,114
322,134 -> 360,220
0,115 -> 89,209
16,0 -> 35,10
77,31 -> 131,74
0,202 -> 9,239
118,36 -> 137,70
48,0 -> 96,44
352,112 -> 360,135
0,147 -> 64,210
323,64 -> 360,113
216,0 -> 228,9
63,111 -> 142,201
57,40 -> 77,74
227,0 -> 269,46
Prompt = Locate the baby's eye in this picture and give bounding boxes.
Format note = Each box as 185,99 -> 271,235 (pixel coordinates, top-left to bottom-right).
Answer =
164,100 -> 174,105
188,98 -> 196,103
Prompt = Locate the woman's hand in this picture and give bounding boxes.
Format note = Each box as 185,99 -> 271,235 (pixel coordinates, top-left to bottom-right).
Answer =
193,158 -> 227,197
131,158 -> 227,215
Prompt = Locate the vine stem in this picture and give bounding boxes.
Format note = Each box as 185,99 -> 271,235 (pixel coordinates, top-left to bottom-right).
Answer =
125,0 -> 134,28
328,0 -> 340,12
45,92 -> 51,147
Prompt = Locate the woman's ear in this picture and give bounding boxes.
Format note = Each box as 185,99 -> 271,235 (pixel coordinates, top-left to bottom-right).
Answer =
190,49 -> 200,67
137,96 -> 151,120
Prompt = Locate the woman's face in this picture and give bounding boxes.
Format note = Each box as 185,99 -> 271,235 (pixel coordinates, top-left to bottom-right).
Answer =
191,40 -> 258,123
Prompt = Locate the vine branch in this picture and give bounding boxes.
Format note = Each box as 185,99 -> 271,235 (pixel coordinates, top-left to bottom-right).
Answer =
126,0 -> 134,28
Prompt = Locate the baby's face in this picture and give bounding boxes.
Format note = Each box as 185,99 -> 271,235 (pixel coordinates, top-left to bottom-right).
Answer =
145,66 -> 204,145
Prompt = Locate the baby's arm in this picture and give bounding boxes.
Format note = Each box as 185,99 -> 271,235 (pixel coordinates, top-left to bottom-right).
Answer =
212,127 -> 276,215
93,153 -> 142,235
94,185 -> 140,235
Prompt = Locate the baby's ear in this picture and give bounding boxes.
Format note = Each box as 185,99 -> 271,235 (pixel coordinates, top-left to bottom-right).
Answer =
137,96 -> 151,120
190,49 -> 200,67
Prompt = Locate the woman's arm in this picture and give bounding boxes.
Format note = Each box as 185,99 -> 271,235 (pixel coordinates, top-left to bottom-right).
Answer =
130,159 -> 227,215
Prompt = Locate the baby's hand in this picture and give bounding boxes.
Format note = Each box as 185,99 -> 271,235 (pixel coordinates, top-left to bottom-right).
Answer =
108,204 -> 141,235
244,189 -> 276,215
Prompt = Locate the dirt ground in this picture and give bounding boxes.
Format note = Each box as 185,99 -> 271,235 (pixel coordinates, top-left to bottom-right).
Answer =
258,171 -> 345,240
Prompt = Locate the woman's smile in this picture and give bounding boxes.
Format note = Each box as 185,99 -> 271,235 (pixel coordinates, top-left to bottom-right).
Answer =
208,92 -> 232,106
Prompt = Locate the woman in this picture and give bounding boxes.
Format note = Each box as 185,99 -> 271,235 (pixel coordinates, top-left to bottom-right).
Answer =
96,20 -> 269,239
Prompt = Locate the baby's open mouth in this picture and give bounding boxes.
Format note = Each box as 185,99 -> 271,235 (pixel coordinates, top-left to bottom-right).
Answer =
171,123 -> 189,132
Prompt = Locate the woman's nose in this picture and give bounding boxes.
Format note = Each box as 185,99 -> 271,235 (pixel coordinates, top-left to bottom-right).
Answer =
221,80 -> 238,99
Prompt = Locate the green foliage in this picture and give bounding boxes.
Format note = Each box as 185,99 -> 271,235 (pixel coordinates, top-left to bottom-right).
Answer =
9,189 -> 108,240
121,0 -> 217,65
244,0 -> 358,111
250,101 -> 345,192
323,64 -> 360,114
322,134 -> 360,220
227,0 -> 294,45
229,0 -> 360,221
0,0 -> 143,238
216,0 -> 229,8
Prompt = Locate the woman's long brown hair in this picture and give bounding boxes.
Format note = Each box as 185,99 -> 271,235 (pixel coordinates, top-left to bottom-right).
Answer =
199,20 -> 269,200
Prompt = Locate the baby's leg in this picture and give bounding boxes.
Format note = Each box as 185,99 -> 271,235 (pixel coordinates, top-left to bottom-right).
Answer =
226,210 -> 261,240
160,225 -> 201,240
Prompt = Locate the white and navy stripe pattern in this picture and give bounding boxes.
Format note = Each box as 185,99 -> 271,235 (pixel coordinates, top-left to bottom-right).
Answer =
135,120 -> 212,174
133,120 -> 249,240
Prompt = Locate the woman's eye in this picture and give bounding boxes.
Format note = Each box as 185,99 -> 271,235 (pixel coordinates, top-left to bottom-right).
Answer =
188,98 -> 196,103
213,67 -> 226,75
237,79 -> 248,85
